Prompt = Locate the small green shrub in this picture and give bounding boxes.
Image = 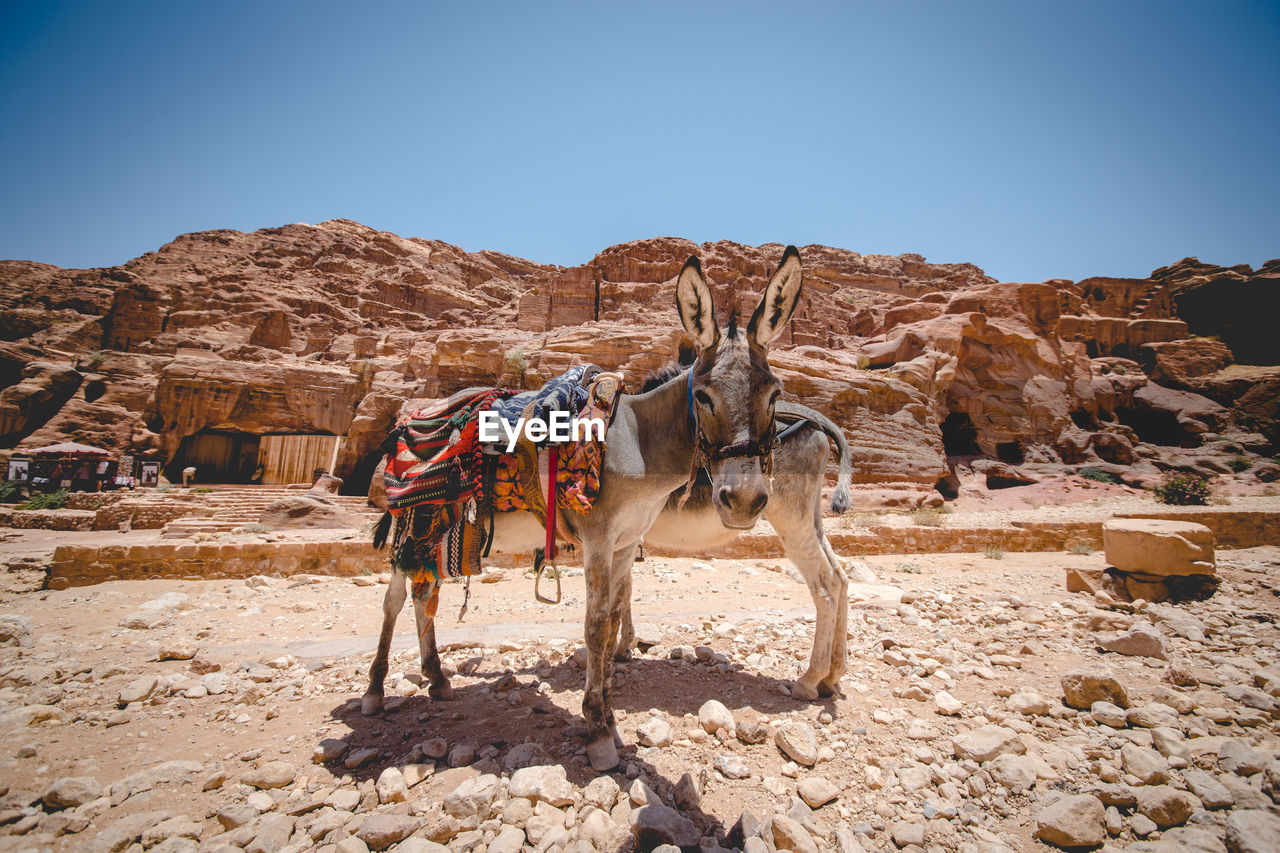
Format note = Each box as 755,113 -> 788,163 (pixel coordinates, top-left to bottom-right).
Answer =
0,481 -> 24,503
908,507 -> 946,527
1079,467 -> 1120,484
19,489 -> 69,510
1154,472 -> 1211,506
504,348 -> 529,373
895,562 -> 923,574
1227,455 -> 1251,473
235,523 -> 269,534
1068,542 -> 1094,556
1112,364 -> 1127,375
983,545 -> 1006,560
191,486 -> 215,494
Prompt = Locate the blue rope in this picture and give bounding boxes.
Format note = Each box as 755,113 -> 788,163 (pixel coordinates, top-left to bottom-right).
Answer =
685,368 -> 696,426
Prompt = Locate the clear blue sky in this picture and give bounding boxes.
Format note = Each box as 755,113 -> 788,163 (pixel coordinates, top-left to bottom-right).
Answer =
2,1 -> 1277,282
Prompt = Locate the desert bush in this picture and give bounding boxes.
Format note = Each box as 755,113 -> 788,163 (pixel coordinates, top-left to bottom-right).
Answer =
983,545 -> 1006,560
0,481 -> 24,503
1079,467 -> 1120,484
908,507 -> 946,527
505,348 -> 529,373
1154,471 -> 1211,506
191,486 -> 215,494
895,562 -> 923,574
1227,455 -> 1251,473
19,489 -> 69,510
1068,542 -> 1094,555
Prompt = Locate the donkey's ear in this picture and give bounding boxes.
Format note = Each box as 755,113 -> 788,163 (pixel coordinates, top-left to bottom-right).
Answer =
747,245 -> 803,348
675,255 -> 720,352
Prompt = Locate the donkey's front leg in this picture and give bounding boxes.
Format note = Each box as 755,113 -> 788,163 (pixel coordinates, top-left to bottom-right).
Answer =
613,570 -> 635,663
583,545 -> 622,771
362,571 -> 408,715
412,580 -> 452,700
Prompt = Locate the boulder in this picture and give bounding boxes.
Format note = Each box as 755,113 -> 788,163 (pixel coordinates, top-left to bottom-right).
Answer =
1103,518 -> 1215,577
258,495 -> 365,530
1225,809 -> 1280,853
1065,670 -> 1131,710
952,725 -> 1025,763
1033,794 -> 1105,849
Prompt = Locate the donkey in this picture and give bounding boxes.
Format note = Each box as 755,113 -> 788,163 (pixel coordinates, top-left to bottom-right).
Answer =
615,371 -> 853,701
366,247 -> 810,771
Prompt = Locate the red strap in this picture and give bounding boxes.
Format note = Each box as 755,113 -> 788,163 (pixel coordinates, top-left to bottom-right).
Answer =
545,446 -> 558,562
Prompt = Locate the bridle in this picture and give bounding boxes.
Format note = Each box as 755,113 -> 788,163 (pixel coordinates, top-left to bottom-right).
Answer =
679,368 -> 778,507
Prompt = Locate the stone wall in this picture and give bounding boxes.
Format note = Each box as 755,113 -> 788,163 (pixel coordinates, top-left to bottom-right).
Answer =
48,539 -> 386,588
92,501 -> 199,530
0,508 -> 94,531
1117,509 -> 1278,549
688,520 -> 1105,559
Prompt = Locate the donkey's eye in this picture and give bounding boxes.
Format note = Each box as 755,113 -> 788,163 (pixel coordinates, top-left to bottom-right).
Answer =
694,390 -> 714,412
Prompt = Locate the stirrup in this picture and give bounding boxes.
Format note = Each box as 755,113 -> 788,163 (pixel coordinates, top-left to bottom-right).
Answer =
534,552 -> 562,605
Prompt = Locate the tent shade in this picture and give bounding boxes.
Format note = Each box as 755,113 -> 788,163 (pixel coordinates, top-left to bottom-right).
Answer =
27,442 -> 111,457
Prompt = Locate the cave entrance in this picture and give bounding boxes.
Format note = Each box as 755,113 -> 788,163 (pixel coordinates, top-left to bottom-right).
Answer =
996,442 -> 1025,464
343,450 -> 384,499
168,432 -> 342,485
1115,407 -> 1188,447
942,412 -> 981,457
167,431 -> 260,483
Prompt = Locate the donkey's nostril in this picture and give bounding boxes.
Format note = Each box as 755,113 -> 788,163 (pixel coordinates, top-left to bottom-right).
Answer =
716,487 -> 734,509
749,492 -> 768,515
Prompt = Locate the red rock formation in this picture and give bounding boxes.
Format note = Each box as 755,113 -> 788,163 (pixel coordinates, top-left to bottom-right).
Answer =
1,220 -> 1274,500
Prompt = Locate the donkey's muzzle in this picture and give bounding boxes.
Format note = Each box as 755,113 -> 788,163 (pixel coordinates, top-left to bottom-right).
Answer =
716,485 -> 768,519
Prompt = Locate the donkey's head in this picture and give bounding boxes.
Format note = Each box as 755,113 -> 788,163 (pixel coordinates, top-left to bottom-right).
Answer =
676,246 -> 803,528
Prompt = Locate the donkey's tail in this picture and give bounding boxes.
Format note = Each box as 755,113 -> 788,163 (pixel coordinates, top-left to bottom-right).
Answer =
372,511 -> 393,550
777,401 -> 853,514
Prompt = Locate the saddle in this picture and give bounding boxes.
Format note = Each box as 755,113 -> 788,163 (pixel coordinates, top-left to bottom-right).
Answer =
381,365 -> 624,590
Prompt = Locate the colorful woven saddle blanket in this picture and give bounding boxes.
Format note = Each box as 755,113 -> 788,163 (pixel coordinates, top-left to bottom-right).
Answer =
382,366 -> 623,586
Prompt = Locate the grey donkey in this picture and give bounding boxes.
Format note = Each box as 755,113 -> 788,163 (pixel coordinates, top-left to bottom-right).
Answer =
365,246 -> 836,771
617,366 -> 852,701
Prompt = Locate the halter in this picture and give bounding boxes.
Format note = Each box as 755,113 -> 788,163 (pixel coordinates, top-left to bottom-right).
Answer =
679,368 -> 778,507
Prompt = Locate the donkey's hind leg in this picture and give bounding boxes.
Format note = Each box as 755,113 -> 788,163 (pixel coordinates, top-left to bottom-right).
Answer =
362,571 -> 408,715
817,533 -> 849,695
769,483 -> 845,700
412,580 -> 453,700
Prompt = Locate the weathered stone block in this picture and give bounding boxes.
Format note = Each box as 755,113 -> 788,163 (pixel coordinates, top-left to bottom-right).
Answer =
1103,519 -> 1214,577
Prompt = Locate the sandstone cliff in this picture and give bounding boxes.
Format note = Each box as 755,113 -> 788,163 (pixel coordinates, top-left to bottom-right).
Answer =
2,220 -> 1274,503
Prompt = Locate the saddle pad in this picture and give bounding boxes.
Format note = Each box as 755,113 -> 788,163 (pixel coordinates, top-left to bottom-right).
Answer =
384,387 -> 516,512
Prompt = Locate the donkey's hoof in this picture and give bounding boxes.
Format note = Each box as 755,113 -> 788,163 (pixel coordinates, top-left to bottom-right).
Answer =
790,681 -> 820,702
611,725 -> 624,749
587,736 -> 620,772
818,678 -> 842,698
360,693 -> 383,716
613,647 -> 633,663
429,681 -> 454,701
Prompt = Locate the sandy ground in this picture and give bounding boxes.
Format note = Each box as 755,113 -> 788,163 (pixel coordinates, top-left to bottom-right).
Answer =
1,536 -> 1278,851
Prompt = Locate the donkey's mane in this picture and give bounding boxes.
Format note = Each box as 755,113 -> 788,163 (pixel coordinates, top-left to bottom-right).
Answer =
639,354 -> 696,394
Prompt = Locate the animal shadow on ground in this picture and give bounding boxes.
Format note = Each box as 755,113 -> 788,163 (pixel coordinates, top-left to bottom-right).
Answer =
323,655 -> 840,846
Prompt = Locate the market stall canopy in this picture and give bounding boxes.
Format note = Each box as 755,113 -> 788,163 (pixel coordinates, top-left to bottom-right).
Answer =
27,442 -> 111,457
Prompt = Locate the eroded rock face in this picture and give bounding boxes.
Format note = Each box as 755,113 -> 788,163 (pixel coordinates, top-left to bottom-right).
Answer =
1,221 -> 1274,499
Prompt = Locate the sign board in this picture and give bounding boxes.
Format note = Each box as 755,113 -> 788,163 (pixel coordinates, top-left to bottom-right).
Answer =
6,458 -> 30,482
